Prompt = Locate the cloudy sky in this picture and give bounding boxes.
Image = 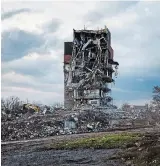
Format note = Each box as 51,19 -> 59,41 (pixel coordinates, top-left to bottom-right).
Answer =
1,1 -> 160,106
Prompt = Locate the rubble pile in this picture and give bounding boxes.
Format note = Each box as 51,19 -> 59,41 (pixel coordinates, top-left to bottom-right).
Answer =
1,114 -> 65,141
2,104 -> 158,142
1,109 -> 111,141
62,109 -> 111,134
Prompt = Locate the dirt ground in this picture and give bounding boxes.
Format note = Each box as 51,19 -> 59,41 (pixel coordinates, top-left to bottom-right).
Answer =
1,127 -> 160,166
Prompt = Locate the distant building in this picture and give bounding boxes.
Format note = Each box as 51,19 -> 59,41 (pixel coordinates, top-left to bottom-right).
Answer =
125,104 -> 148,119
129,105 -> 148,111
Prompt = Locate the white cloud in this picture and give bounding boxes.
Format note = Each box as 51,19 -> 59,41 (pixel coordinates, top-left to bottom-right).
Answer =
1,70 -> 64,104
2,12 -> 45,34
2,2 -> 96,34
2,51 -> 63,76
2,86 -> 63,105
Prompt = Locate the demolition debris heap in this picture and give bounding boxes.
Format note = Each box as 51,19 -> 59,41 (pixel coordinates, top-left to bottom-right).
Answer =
64,27 -> 119,110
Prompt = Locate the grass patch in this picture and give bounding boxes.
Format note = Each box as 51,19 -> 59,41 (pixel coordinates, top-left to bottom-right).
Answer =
48,132 -> 141,150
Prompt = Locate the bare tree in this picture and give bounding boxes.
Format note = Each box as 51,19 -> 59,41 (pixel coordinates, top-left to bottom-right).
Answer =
145,86 -> 160,125
1,96 -> 22,114
152,86 -> 160,111
121,103 -> 130,112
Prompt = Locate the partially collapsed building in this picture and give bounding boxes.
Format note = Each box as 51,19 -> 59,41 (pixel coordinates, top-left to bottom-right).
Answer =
64,26 -> 119,110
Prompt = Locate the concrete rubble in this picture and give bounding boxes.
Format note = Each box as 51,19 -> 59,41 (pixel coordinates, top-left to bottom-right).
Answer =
1,108 -> 110,141
63,109 -> 111,134
2,104 -> 158,142
1,114 -> 63,141
2,95 -> 159,142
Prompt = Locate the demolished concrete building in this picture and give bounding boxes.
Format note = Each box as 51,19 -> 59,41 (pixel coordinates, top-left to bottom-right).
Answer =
64,26 -> 119,110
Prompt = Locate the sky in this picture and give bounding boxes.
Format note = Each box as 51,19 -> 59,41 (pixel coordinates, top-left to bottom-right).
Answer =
1,1 -> 160,106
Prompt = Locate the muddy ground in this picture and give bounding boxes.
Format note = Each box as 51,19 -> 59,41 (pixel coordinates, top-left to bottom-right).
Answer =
2,127 -> 159,166
2,149 -> 124,166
